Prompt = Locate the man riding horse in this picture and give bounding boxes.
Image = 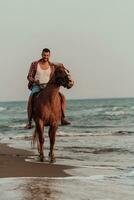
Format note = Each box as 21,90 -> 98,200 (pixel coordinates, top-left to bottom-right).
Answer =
25,48 -> 71,129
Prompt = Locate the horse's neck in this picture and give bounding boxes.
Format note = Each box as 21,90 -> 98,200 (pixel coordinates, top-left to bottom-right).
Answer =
42,83 -> 60,100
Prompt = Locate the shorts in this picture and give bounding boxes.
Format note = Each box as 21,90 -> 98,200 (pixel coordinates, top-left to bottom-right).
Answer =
30,85 -> 40,95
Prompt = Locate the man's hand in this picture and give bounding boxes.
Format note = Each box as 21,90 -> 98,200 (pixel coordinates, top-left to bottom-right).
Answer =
34,80 -> 40,85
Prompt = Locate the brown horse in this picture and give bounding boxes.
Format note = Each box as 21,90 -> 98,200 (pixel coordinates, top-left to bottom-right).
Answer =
32,65 -> 74,162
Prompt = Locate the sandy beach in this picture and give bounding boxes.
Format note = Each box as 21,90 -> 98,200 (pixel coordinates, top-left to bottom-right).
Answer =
0,143 -> 72,178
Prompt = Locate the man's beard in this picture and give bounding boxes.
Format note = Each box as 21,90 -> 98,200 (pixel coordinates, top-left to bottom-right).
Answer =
42,58 -> 49,62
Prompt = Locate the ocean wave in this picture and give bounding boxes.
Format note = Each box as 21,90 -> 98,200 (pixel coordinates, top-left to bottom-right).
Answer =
126,170 -> 134,177
0,107 -> 6,112
0,125 -> 10,132
104,110 -> 125,116
0,131 -> 116,141
0,123 -> 27,131
10,118 -> 26,123
69,107 -> 113,116
112,106 -> 118,111
71,125 -> 118,129
69,106 -> 134,118
9,124 -> 26,128
113,131 -> 134,136
0,124 -> 134,139
0,132 -> 4,139
130,106 -> 134,110
57,131 -> 90,137
63,146 -> 134,154
57,130 -> 134,137
58,128 -> 134,137
58,130 -> 112,137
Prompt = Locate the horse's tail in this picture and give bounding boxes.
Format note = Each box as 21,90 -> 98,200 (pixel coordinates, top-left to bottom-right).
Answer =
31,129 -> 40,153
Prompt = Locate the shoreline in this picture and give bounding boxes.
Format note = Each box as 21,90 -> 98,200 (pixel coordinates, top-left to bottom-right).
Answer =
0,143 -> 73,178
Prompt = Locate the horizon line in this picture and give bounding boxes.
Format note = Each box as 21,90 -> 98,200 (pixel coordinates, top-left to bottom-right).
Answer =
0,96 -> 134,103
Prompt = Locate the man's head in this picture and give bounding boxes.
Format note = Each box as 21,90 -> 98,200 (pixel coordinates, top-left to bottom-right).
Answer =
41,48 -> 51,62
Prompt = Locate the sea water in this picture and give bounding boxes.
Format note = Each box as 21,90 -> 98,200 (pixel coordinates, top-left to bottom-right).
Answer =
0,98 -> 134,199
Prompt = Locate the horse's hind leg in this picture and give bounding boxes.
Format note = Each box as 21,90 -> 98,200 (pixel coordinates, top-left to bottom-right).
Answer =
36,119 -> 45,162
48,123 -> 58,163
31,129 -> 40,154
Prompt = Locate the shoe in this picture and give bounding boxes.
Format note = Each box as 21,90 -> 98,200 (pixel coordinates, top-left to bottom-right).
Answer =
61,118 -> 71,125
25,123 -> 33,129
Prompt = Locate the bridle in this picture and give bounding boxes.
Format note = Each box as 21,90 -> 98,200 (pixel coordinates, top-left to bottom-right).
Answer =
55,67 -> 72,87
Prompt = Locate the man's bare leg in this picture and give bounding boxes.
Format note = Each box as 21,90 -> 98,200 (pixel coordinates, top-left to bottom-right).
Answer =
25,95 -> 33,129
59,92 -> 71,125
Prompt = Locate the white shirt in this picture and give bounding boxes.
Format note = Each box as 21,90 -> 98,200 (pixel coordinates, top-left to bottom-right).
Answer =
35,64 -> 51,84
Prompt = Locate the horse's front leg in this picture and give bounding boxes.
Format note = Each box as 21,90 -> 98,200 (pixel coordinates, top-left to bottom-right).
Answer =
48,123 -> 58,163
36,119 -> 45,162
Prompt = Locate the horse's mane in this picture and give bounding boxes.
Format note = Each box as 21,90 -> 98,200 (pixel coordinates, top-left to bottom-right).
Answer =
47,65 -> 67,86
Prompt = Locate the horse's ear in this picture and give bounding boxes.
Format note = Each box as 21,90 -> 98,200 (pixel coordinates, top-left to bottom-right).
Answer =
64,67 -> 70,74
58,63 -> 64,67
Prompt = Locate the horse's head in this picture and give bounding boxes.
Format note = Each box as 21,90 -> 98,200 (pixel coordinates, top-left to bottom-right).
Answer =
54,66 -> 74,89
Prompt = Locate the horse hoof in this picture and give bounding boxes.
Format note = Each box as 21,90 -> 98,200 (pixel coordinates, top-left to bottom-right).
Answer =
40,157 -> 44,162
50,158 -> 56,164
39,155 -> 45,162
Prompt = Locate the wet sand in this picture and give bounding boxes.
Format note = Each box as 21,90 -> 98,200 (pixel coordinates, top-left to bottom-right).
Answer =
0,143 -> 72,178
1,142 -> 134,200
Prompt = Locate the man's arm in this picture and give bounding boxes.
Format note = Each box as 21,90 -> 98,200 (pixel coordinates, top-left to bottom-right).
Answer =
27,62 -> 36,83
27,62 -> 40,85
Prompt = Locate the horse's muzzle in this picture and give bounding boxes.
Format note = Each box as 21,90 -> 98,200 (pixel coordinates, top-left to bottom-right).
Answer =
67,79 -> 74,89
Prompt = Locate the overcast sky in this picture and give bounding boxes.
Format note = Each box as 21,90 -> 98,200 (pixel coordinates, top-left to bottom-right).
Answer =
0,0 -> 134,101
